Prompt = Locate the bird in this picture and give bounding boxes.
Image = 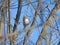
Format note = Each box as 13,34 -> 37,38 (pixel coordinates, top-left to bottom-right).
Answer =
23,16 -> 29,28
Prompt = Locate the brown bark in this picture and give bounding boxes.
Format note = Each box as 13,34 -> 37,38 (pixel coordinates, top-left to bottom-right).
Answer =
23,0 -> 42,45
36,1 -> 60,45
13,0 -> 22,32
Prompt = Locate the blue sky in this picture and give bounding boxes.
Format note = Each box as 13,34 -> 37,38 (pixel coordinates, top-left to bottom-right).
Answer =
9,0 -> 60,45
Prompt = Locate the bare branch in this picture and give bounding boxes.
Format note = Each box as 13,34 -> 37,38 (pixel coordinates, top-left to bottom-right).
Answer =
36,1 -> 60,45
13,0 -> 22,32
23,0 -> 42,45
